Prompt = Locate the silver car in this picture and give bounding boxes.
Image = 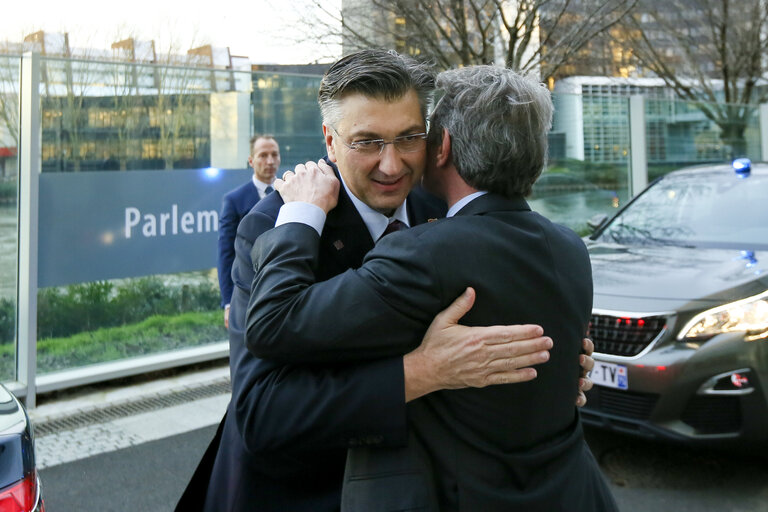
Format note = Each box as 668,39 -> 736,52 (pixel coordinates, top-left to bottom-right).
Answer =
582,159 -> 768,451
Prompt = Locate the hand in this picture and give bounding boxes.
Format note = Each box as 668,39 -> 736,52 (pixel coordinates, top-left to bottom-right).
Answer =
224,305 -> 230,329
274,159 -> 339,214
576,337 -> 595,407
403,287 -> 552,402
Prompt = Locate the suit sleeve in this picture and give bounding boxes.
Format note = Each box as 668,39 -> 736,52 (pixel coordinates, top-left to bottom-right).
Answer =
245,222 -> 445,363
232,347 -> 408,453
217,193 -> 239,308
232,204 -> 409,451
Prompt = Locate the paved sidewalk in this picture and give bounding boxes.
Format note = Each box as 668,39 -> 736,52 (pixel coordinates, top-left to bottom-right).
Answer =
29,364 -> 230,469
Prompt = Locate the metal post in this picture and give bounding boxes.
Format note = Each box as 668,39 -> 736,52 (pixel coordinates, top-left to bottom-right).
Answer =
17,52 -> 41,408
629,95 -> 648,197
759,103 -> 768,162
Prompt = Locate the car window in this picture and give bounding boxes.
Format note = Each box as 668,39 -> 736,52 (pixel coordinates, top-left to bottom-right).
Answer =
596,172 -> 768,248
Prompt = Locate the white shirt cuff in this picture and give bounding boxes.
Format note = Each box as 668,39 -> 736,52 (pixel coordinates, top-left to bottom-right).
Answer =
275,202 -> 327,236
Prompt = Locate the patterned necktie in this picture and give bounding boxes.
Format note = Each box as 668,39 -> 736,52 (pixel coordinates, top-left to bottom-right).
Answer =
379,219 -> 406,240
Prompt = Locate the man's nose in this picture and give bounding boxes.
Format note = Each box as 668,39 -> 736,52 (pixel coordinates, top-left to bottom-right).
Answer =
377,143 -> 402,175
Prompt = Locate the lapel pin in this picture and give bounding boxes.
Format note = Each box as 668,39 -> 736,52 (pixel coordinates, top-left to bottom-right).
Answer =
333,240 -> 345,250
428,218 -> 438,222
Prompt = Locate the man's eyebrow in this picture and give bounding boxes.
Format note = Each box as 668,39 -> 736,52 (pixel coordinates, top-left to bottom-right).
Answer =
347,125 -> 426,139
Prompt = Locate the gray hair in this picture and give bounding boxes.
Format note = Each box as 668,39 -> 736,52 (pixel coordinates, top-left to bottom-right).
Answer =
318,49 -> 436,127
428,66 -> 553,198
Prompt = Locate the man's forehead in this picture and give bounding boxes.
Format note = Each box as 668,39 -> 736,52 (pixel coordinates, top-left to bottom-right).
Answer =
338,88 -> 422,105
253,138 -> 279,151
337,90 -> 425,133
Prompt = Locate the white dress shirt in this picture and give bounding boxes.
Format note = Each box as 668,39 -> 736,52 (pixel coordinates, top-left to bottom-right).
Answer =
276,172 -> 410,238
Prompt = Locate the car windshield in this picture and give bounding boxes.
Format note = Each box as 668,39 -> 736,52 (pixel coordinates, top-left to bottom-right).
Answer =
595,170 -> 768,249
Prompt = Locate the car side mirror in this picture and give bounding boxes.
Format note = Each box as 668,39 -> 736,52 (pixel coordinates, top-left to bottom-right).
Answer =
587,213 -> 609,233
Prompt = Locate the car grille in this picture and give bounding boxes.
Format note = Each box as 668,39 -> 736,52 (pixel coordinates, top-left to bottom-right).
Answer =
588,313 -> 667,356
583,386 -> 659,420
681,396 -> 742,434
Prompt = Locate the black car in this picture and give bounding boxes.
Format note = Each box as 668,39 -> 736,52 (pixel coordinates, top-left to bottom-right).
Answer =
0,384 -> 44,511
582,159 -> 768,451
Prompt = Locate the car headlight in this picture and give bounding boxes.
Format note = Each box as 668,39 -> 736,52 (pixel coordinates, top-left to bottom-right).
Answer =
677,290 -> 768,341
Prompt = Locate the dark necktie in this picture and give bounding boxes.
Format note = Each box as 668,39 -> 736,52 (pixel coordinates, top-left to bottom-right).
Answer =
264,186 -> 274,197
379,219 -> 406,240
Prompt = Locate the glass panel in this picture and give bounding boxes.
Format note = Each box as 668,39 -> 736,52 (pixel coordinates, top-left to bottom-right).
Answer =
33,55 -> 324,375
40,57 -> 227,172
35,272 -> 224,375
534,92 -> 629,235
251,71 -> 325,167
0,54 -> 19,381
645,97 -> 761,181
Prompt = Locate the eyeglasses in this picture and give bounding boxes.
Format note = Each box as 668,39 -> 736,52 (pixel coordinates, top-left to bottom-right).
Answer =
332,128 -> 427,156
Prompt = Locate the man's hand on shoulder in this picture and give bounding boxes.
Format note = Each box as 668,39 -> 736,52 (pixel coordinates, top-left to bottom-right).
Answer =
403,287 -> 552,402
274,159 -> 339,214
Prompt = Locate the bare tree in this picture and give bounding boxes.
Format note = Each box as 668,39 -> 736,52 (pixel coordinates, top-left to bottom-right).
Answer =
0,29 -> 221,172
0,54 -> 19,151
295,0 -> 636,80
620,0 -> 768,156
109,31 -> 215,171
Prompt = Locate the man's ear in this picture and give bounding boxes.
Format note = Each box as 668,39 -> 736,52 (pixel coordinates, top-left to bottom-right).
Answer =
435,128 -> 451,168
323,124 -> 338,163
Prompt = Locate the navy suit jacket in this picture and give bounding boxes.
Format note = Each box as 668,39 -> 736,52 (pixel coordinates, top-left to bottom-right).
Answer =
246,193 -> 618,511
217,180 -> 261,308
182,161 -> 446,512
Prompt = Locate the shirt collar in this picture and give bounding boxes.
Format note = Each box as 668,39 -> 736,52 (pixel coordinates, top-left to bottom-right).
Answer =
252,176 -> 274,196
447,191 -> 488,217
338,171 -> 410,241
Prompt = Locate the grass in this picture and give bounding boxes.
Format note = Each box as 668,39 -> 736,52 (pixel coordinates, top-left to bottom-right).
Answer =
0,310 -> 226,378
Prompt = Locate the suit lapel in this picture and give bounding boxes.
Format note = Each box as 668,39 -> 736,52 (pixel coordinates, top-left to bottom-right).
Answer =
317,162 -> 375,278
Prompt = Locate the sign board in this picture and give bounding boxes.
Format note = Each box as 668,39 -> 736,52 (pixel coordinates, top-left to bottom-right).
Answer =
38,168 -> 253,287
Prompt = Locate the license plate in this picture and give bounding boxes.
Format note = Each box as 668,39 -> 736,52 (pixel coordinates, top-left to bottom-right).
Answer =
589,361 -> 628,390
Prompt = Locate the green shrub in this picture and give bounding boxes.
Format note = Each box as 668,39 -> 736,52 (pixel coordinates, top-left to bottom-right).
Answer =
0,310 -> 225,377
548,158 -> 627,190
112,277 -> 179,323
0,298 -> 14,344
35,277 -> 220,341
0,276 -> 222,379
37,281 -> 115,339
0,181 -> 16,204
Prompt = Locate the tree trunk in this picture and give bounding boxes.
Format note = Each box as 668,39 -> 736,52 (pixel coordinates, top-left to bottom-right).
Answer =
718,122 -> 747,159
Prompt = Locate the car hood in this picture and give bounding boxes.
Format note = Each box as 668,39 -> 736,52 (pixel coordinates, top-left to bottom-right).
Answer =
587,242 -> 768,310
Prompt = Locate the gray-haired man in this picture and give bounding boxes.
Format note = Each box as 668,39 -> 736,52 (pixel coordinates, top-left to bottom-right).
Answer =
180,50 -> 593,512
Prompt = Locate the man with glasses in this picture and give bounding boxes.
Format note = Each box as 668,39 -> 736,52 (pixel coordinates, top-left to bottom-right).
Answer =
246,64 -> 616,511
183,50 -> 593,512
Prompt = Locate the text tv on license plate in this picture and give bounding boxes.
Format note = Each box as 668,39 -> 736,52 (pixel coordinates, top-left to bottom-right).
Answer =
589,361 -> 628,390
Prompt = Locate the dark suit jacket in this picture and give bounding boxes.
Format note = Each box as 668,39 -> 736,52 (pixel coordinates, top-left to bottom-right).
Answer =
183,162 -> 446,512
217,180 -> 261,308
246,193 -> 618,511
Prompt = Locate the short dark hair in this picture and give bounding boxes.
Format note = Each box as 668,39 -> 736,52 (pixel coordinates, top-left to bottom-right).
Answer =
428,66 -> 553,198
249,134 -> 277,156
317,49 -> 436,127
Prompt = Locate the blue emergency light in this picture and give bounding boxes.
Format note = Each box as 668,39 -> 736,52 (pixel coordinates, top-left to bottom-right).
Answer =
732,158 -> 751,177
